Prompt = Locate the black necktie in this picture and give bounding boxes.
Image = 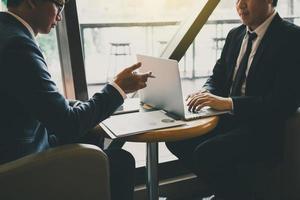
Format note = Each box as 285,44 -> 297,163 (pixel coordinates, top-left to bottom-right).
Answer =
231,31 -> 257,96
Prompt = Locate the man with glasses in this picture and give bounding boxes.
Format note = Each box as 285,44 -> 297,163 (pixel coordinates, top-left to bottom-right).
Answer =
167,0 -> 300,199
51,0 -> 64,15
0,0 -> 152,199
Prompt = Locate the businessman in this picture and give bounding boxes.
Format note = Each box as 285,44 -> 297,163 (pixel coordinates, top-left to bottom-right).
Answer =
167,0 -> 300,199
0,0 -> 152,199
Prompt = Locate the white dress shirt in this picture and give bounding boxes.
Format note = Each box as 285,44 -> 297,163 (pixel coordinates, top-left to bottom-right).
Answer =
232,11 -> 277,96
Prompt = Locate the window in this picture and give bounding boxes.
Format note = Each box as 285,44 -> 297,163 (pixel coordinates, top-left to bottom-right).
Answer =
178,1 -> 239,97
76,0 -> 199,167
37,31 -> 65,94
179,0 -> 300,96
76,0 -> 300,168
76,0 -> 199,89
1,1 -> 5,11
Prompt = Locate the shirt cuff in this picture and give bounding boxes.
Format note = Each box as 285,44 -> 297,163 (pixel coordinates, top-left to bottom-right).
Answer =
73,100 -> 82,107
109,82 -> 127,100
201,89 -> 209,93
229,97 -> 234,114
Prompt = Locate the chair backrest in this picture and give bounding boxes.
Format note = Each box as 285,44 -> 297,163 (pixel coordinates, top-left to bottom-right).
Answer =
239,109 -> 300,200
0,144 -> 110,200
282,108 -> 300,199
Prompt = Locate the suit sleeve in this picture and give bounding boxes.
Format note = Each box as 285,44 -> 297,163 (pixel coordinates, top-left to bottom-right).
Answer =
202,29 -> 235,96
3,37 -> 124,143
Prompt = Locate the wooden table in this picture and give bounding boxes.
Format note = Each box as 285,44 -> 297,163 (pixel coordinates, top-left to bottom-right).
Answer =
98,116 -> 219,200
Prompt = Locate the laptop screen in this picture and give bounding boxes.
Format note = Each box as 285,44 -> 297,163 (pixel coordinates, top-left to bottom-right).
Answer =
137,54 -> 186,117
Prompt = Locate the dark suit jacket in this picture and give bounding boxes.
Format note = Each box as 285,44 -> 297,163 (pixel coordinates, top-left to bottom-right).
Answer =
0,12 -> 123,164
203,14 -> 300,139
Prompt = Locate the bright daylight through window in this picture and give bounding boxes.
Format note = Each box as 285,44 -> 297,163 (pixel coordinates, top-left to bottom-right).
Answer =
2,0 -> 300,167
76,0 -> 300,167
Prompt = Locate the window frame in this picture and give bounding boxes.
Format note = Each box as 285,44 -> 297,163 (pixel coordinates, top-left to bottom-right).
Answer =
56,1 -> 88,100
57,0 -> 221,185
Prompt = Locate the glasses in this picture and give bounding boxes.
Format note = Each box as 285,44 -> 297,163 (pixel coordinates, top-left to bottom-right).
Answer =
50,0 -> 65,15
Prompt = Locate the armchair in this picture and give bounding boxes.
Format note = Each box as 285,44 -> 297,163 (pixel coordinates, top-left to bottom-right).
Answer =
250,108 -> 300,200
0,144 -> 110,200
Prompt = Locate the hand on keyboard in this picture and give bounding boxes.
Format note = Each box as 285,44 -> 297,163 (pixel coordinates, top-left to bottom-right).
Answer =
186,92 -> 233,112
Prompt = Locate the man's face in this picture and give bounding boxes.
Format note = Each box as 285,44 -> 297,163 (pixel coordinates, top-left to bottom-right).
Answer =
33,0 -> 63,34
236,0 -> 274,30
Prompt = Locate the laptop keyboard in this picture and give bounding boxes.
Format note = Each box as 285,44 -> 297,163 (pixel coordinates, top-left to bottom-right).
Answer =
184,107 -> 211,121
184,106 -> 229,121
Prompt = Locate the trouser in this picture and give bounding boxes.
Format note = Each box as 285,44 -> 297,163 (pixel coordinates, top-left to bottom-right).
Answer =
166,115 -> 281,200
58,131 -> 135,200
104,148 -> 135,200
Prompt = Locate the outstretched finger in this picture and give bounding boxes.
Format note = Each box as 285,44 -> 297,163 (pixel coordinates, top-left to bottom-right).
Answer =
126,62 -> 142,72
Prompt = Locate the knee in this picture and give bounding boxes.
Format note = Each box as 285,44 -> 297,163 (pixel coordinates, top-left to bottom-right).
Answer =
193,142 -> 219,173
105,149 -> 135,170
120,149 -> 135,169
165,141 -> 178,155
165,141 -> 190,157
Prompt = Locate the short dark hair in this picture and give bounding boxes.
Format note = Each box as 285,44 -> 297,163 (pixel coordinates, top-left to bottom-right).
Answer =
7,0 -> 68,7
273,0 -> 278,7
7,0 -> 24,7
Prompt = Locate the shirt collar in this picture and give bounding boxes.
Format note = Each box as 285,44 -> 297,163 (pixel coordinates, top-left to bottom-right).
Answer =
6,11 -> 36,39
247,10 -> 277,39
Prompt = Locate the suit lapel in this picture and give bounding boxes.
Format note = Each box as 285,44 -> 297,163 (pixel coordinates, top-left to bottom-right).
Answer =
225,28 -> 246,88
246,14 -> 282,85
0,12 -> 34,41
0,12 -> 46,64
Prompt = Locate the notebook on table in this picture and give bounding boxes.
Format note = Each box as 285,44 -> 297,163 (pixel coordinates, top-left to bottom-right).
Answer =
101,110 -> 186,139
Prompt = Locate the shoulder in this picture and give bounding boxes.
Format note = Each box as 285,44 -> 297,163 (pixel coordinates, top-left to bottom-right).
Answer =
278,15 -> 300,30
226,24 -> 246,40
230,24 -> 246,34
0,35 -> 44,78
0,14 -> 39,56
281,20 -> 300,39
1,33 -> 43,64
5,36 -> 35,50
275,17 -> 300,52
272,15 -> 300,38
0,32 -> 47,80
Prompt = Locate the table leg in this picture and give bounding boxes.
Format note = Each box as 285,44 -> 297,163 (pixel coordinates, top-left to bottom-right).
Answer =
146,142 -> 159,200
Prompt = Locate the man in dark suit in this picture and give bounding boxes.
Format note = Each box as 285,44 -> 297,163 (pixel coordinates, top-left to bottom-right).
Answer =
0,0 -> 153,199
167,0 -> 300,199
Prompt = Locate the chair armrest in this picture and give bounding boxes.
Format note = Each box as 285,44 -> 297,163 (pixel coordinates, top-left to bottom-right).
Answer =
283,108 -> 300,200
0,144 -> 110,200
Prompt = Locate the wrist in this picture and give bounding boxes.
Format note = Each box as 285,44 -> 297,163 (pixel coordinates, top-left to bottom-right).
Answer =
226,98 -> 233,111
111,82 -> 127,99
201,89 -> 209,93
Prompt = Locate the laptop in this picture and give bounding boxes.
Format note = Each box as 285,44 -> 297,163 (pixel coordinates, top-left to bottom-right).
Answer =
137,54 -> 229,121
